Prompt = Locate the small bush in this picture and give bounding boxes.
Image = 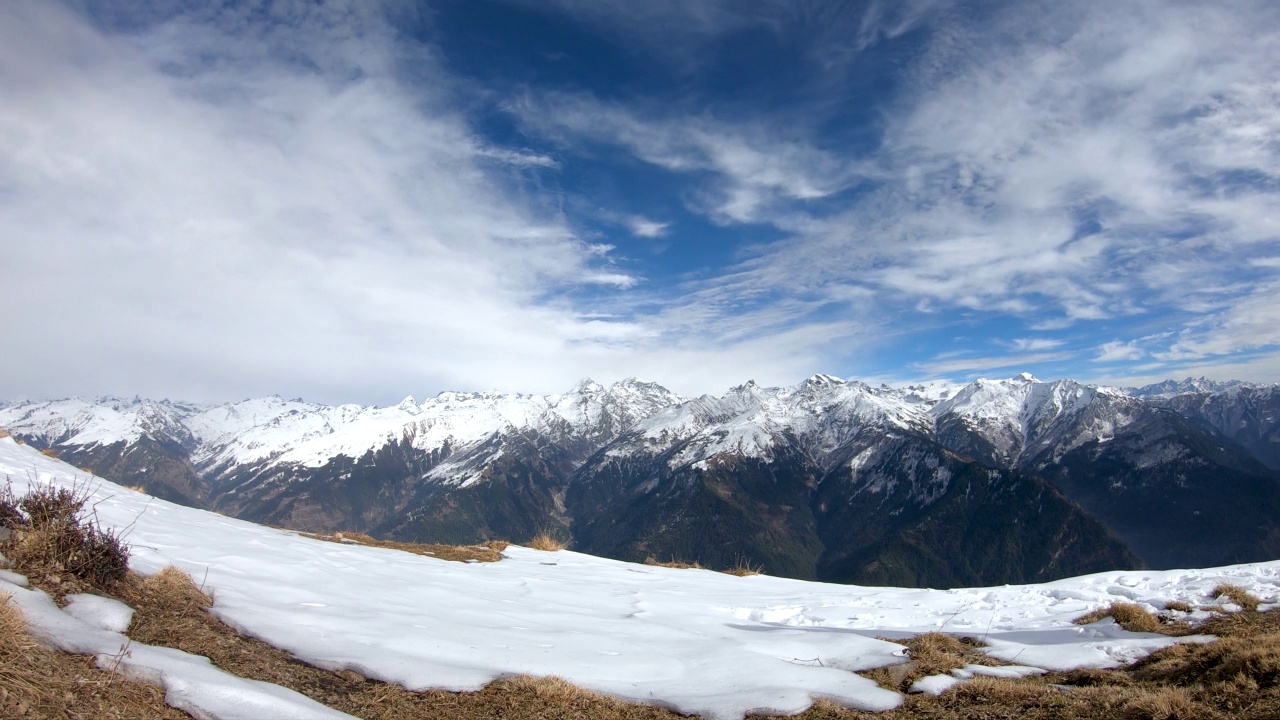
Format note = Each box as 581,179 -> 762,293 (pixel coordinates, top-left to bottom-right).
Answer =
0,480 -> 130,589
0,483 -> 20,529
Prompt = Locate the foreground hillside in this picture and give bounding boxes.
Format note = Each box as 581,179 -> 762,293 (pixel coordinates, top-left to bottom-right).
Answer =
4,374 -> 1280,589
2,437 -> 1279,719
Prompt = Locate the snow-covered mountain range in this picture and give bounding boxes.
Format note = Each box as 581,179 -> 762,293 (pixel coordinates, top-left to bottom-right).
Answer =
2,374 -> 1278,587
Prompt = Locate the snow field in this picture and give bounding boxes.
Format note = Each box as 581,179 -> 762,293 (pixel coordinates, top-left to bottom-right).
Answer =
2,437 -> 1278,719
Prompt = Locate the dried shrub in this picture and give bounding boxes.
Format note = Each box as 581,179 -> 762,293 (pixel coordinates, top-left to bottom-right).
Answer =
0,483 -> 20,530
1210,583 -> 1261,611
0,480 -> 130,590
1164,600 -> 1194,613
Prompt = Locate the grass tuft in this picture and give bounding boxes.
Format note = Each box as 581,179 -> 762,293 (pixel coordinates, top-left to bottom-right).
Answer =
863,632 -> 998,692
723,556 -> 764,577
39,447 -> 59,459
1074,602 -> 1193,635
1210,583 -> 1261,611
527,532 -> 568,552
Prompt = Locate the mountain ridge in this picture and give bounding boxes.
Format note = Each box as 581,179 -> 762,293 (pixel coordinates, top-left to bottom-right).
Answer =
3,373 -> 1277,588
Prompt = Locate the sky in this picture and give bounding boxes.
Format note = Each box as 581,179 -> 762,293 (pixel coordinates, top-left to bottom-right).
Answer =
1,0 -> 1278,404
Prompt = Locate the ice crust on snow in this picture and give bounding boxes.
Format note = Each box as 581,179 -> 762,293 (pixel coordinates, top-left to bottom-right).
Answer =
63,593 -> 135,633
3,439 -> 1274,719
909,674 -> 961,695
0,574 -> 355,720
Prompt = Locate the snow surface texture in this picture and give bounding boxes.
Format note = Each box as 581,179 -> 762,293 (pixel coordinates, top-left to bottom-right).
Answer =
3,439 -> 1277,719
0,576 -> 356,720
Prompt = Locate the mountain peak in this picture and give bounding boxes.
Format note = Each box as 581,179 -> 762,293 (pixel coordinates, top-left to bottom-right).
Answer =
804,373 -> 844,387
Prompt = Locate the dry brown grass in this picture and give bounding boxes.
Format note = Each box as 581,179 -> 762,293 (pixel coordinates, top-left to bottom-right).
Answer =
39,448 -> 59,459
643,556 -> 763,576
1210,583 -> 1262,611
723,557 -> 765,577
0,591 -> 191,719
1074,601 -> 1195,635
862,632 -> 998,692
0,429 -> 11,439
643,556 -> 702,569
527,532 -> 568,552
1165,600 -> 1195,613
311,531 -> 510,563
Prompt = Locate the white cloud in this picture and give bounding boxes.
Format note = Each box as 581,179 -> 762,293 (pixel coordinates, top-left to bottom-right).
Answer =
1094,340 -> 1145,363
627,217 -> 670,238
1007,338 -> 1066,352
4,1 -> 798,403
911,351 -> 1073,376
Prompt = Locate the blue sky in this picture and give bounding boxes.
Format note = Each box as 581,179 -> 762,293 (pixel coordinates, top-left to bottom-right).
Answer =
1,0 -> 1278,403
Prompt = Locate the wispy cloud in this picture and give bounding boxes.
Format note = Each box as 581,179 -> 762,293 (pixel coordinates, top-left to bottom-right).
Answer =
912,351 -> 1073,376
1007,338 -> 1066,352
517,0 -> 1280,381
509,94 -> 869,224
